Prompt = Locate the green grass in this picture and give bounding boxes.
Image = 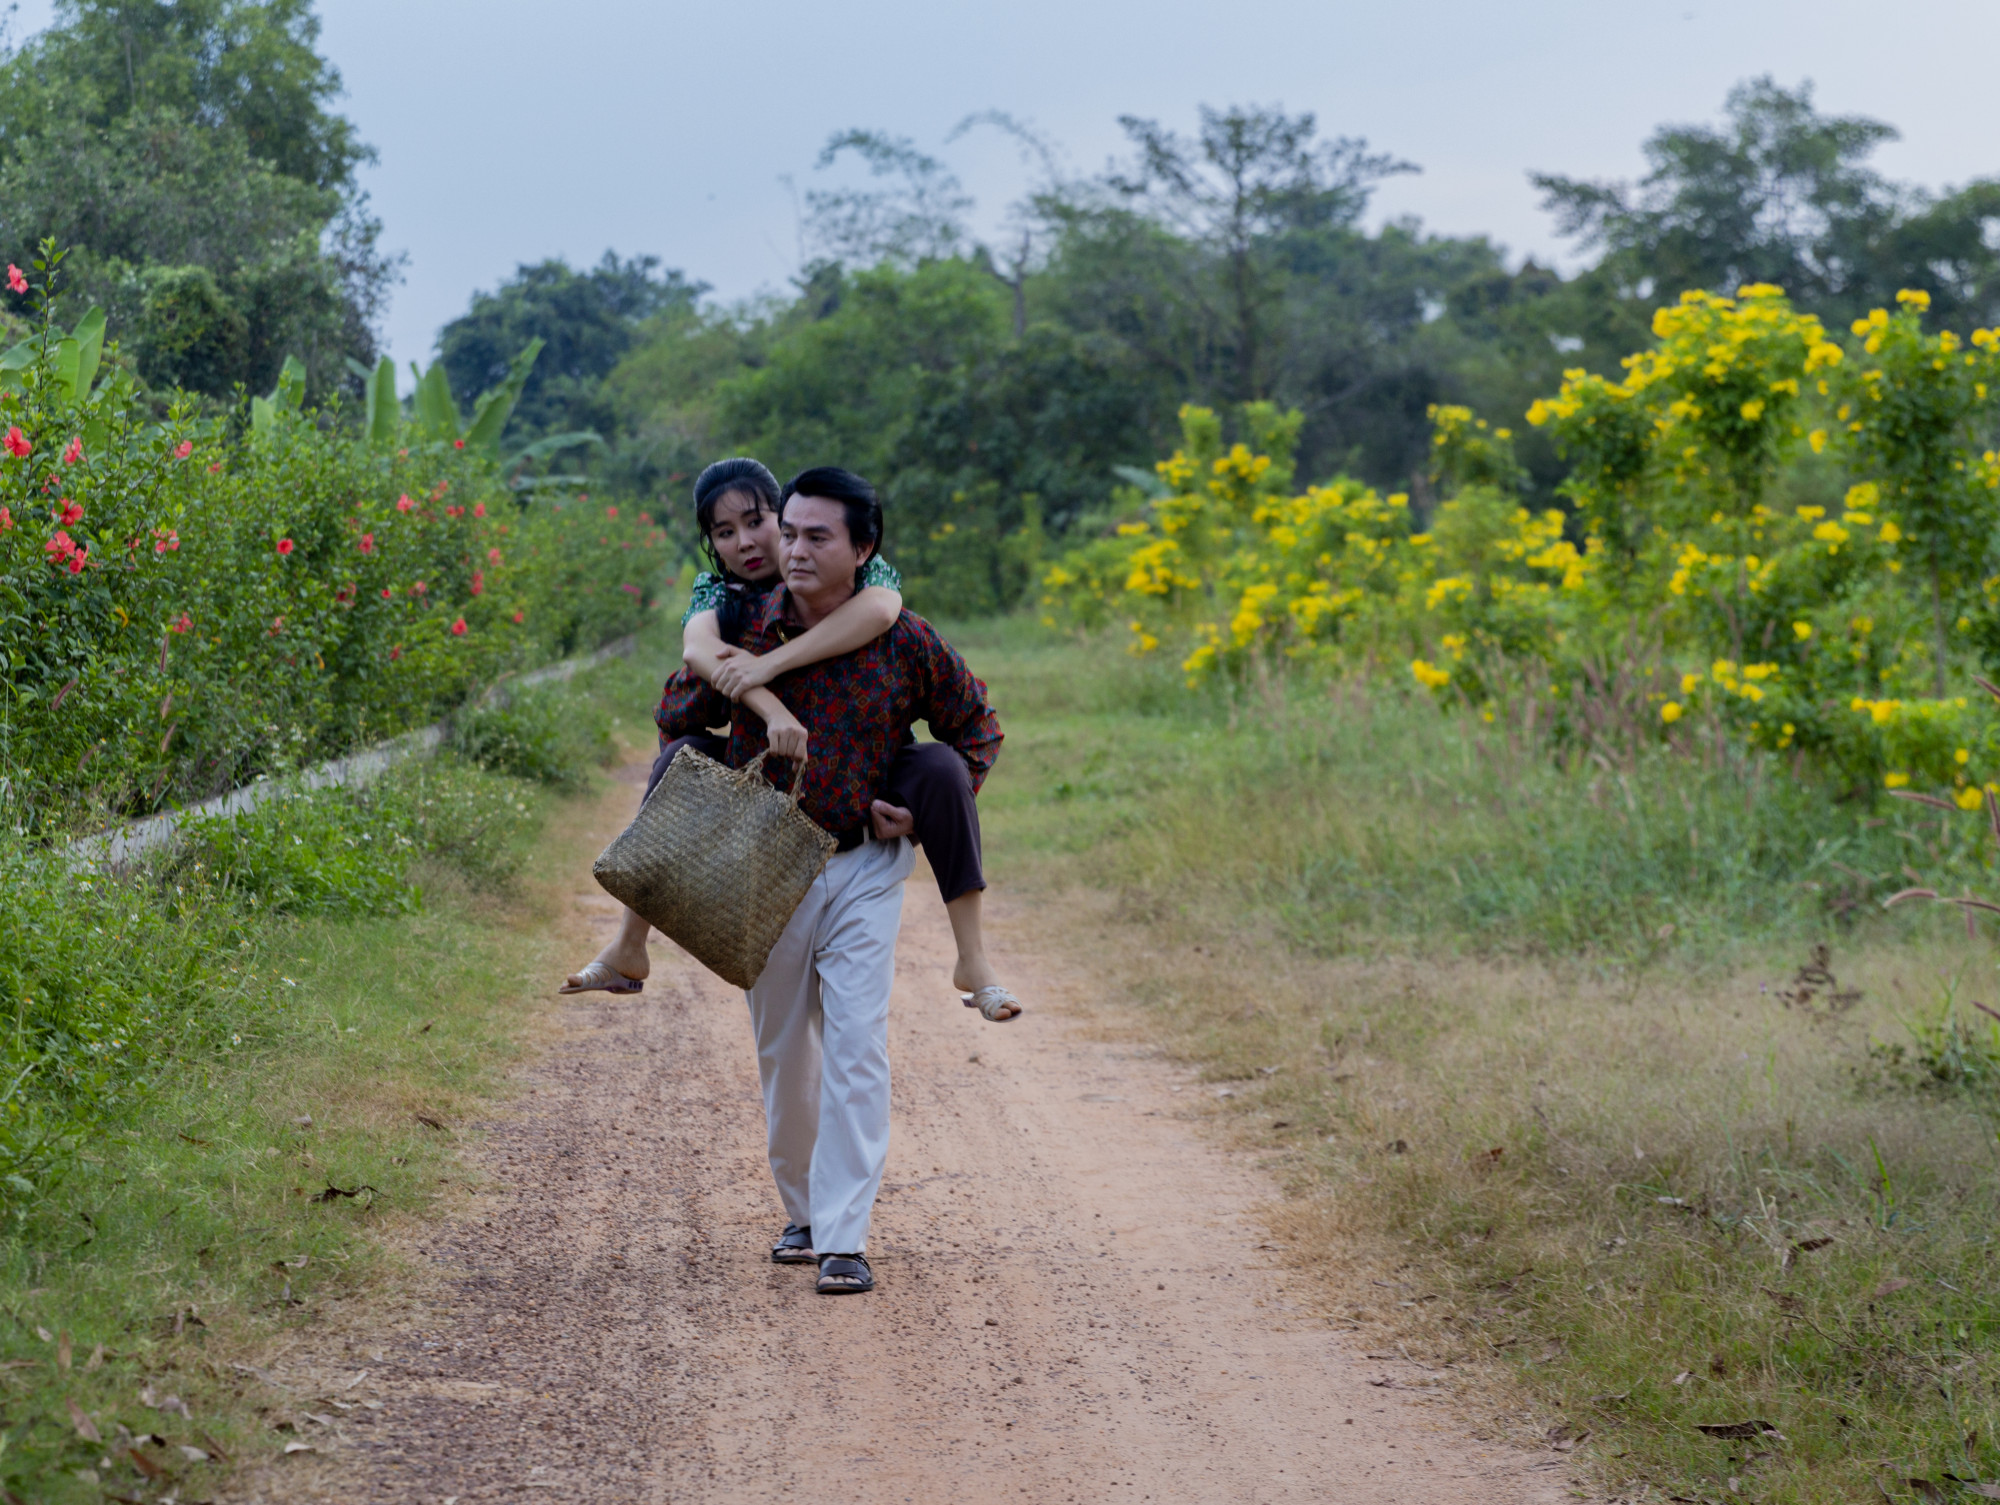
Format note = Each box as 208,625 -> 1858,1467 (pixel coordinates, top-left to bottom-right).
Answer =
0,639 -> 657,1501
958,617 -> 2000,1505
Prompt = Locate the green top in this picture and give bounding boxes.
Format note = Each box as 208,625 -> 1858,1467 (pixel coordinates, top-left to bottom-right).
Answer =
680,554 -> 902,626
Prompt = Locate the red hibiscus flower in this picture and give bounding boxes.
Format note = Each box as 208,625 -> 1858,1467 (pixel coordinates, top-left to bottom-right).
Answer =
173,440 -> 193,460
390,645 -> 402,661
153,527 -> 180,554
4,426 -> 30,458
450,616 -> 467,636
170,613 -> 191,634
511,610 -> 525,624
269,616 -> 284,636
472,502 -> 486,518
56,499 -> 82,526
396,494 -> 414,513
470,570 -> 484,596
67,548 -> 87,574
487,547 -> 502,563
207,462 -> 222,474
605,505 -> 618,519
620,583 -> 641,597
5,266 -> 24,294
380,586 -> 393,599
358,532 -> 375,554
410,580 -> 426,596
43,530 -> 74,561
276,537 -> 295,556
61,436 -> 82,465
453,439 -> 465,449
0,506 -> 11,530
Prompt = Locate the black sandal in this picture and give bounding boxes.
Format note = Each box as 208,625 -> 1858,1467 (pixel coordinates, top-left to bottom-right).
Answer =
816,1252 -> 873,1294
771,1223 -> 815,1264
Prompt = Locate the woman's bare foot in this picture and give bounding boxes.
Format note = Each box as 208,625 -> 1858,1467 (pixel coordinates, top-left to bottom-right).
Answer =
564,907 -> 652,990
951,952 -> 1001,996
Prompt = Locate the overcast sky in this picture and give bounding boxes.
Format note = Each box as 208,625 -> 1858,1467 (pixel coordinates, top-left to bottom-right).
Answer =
14,0 -> 2000,368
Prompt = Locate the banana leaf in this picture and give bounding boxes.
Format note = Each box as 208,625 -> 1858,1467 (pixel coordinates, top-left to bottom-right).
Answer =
364,355 -> 399,446
504,430 -> 603,468
410,361 -> 459,443
69,308 -> 104,402
461,337 -> 544,454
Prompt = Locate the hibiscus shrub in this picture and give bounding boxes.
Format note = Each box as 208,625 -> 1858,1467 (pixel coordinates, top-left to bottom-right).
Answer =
0,267 -> 666,835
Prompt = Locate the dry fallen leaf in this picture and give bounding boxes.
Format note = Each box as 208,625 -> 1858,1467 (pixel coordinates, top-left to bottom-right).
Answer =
1672,1371 -> 1694,1386
178,1445 -> 210,1463
65,1397 -> 101,1443
1761,1286 -> 1804,1313
33,1327 -> 51,1344
1695,1420 -> 1784,1440
1792,1235 -> 1835,1254
55,1332 -> 70,1372
414,1113 -> 445,1130
283,1440 -> 316,1455
123,1444 -> 166,1480
199,1430 -> 232,1464
1962,1484 -> 2000,1500
1872,1277 -> 1914,1299
83,1343 -> 105,1373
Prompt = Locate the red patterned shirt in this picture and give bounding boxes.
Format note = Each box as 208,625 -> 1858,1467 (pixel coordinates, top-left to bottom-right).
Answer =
655,591 -> 1002,838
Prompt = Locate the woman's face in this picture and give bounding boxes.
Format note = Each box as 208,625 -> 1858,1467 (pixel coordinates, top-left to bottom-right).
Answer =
706,490 -> 782,582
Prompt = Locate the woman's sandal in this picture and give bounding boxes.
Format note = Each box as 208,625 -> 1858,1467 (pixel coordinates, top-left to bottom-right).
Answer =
960,985 -> 1023,1023
816,1252 -> 874,1294
771,1224 -> 815,1265
558,960 -> 644,996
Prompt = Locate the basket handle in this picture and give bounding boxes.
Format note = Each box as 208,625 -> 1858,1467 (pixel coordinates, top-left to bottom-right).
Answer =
741,748 -> 810,810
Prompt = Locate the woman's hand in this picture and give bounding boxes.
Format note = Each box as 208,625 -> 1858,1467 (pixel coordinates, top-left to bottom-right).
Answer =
710,648 -> 772,701
762,706 -> 809,763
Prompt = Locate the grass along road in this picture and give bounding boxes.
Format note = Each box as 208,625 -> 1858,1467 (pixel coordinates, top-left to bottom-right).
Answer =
962,619 -> 2000,1505
235,752 -> 1567,1504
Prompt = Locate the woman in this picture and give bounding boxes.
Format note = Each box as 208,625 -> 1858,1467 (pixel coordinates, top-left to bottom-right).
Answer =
562,458 -> 1020,1023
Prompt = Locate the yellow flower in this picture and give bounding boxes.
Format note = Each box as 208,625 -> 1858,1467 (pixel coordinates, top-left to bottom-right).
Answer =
1879,520 -> 1902,544
1410,658 -> 1451,690
1957,786 -> 1987,811
1796,505 -> 1826,521
1660,702 -> 1684,724
1884,772 -> 1910,788
1895,288 -> 1932,310
1793,621 -> 1813,640
1681,672 -> 1703,695
1808,429 -> 1827,453
1957,748 -> 1972,764
1740,398 -> 1766,421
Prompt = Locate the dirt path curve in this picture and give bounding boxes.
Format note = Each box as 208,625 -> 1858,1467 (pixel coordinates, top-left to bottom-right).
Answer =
242,762 -> 1567,1504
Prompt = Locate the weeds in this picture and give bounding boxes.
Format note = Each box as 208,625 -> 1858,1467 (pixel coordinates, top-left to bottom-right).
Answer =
967,618 -> 2000,1503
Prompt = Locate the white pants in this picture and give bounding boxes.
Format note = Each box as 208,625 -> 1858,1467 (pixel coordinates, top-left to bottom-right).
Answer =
744,835 -> 914,1256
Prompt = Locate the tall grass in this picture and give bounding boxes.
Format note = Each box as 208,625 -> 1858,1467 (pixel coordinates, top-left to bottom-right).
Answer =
967,620 -> 2000,1504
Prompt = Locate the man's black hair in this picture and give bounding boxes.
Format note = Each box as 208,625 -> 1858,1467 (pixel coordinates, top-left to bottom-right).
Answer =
691,457 -> 782,642
779,467 -> 884,572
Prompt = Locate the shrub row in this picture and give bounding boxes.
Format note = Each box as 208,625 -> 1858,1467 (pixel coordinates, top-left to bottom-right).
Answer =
0,274 -> 668,834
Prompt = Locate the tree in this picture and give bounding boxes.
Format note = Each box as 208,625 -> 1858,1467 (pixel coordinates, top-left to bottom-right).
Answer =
436,252 -> 705,445
1102,103 -> 1416,402
802,129 -> 974,267
1533,77 -> 2000,328
0,0 -> 396,396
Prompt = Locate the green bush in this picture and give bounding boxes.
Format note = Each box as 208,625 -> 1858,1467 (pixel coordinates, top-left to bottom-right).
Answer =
175,756 -> 537,917
451,682 -> 613,790
0,258 -> 668,834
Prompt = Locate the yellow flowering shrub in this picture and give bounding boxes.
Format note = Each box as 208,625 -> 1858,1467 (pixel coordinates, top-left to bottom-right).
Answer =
1045,284 -> 2000,803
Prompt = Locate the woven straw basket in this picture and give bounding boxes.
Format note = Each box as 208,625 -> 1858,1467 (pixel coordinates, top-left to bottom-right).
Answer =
592,747 -> 837,989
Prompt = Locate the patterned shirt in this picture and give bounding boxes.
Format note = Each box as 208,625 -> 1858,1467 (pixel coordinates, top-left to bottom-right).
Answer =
680,554 -> 902,626
655,589 -> 1001,838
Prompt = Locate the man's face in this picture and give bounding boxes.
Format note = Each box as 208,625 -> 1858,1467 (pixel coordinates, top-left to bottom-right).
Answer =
780,494 -> 869,604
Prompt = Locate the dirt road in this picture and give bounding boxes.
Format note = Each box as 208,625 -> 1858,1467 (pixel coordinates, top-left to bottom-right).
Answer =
237,763 -> 1568,1504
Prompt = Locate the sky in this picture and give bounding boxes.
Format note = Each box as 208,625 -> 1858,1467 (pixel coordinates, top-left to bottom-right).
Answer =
13,0 -> 2000,369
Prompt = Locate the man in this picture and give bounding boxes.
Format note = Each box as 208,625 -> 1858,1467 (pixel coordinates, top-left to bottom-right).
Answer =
654,467 -> 1003,1295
